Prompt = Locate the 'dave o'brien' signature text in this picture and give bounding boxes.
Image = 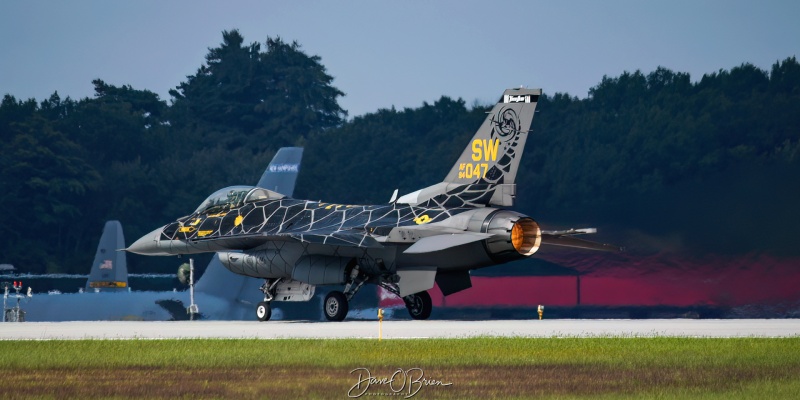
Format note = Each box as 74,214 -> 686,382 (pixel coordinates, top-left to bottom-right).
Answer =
348,367 -> 453,398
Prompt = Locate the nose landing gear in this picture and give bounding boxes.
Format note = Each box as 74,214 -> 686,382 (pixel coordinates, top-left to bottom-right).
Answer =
256,301 -> 272,321
255,279 -> 280,322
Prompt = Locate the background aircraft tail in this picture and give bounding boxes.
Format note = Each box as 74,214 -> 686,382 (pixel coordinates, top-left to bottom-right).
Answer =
257,147 -> 303,196
396,88 -> 541,207
86,220 -> 128,292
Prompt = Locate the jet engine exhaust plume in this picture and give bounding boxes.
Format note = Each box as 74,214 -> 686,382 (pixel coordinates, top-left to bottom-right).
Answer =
512,218 -> 542,256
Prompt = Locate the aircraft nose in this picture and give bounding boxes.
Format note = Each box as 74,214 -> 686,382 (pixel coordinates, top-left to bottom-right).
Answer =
126,227 -> 169,255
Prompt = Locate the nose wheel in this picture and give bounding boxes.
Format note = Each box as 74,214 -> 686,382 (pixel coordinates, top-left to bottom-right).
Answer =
256,301 -> 272,321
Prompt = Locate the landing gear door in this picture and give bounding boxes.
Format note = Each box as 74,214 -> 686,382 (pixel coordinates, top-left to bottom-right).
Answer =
396,266 -> 437,297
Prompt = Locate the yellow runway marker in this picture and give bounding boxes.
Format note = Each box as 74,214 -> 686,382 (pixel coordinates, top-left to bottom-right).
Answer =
378,308 -> 384,341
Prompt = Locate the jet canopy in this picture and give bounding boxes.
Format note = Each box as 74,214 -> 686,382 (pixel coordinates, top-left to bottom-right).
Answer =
193,186 -> 283,214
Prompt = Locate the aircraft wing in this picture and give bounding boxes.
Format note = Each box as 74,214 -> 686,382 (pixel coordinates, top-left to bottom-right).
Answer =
190,229 -> 383,250
541,229 -> 622,252
289,230 -> 383,248
189,233 -> 290,250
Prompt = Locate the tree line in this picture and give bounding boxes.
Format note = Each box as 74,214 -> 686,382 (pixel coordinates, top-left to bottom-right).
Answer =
2,29 -> 799,273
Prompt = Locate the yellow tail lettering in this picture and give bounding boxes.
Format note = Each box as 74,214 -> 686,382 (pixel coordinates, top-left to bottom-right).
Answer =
484,139 -> 500,161
471,139 -> 500,162
471,140 -> 482,161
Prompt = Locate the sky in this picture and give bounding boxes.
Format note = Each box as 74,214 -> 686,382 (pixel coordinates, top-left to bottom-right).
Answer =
1,1 -> 799,117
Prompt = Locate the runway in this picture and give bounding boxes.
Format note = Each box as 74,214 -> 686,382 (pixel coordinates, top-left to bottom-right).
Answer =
1,319 -> 798,340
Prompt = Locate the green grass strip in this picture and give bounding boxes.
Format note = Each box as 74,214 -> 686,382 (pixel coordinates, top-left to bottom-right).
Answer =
1,337 -> 798,369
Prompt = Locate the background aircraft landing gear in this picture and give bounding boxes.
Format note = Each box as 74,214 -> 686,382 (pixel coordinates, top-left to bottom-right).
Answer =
256,301 -> 272,322
324,291 -> 348,321
404,291 -> 432,320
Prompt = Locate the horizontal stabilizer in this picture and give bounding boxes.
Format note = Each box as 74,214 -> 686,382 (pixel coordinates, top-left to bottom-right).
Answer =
403,232 -> 491,254
541,234 -> 622,252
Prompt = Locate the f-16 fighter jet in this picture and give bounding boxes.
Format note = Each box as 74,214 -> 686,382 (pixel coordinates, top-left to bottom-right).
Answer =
127,88 -> 619,321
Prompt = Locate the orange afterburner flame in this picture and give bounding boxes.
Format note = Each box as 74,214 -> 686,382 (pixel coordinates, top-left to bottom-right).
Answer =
512,218 -> 542,256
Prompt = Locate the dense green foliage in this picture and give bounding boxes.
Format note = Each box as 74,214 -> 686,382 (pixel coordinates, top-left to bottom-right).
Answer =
1,30 -> 345,273
1,29 -> 799,273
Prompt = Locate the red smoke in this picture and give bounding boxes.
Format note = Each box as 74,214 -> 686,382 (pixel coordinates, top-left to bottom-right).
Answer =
379,253 -> 800,310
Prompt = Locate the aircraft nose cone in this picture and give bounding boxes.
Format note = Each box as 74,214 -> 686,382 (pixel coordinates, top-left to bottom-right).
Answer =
126,227 -> 168,255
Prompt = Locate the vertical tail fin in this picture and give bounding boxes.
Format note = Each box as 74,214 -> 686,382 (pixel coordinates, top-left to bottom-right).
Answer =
86,220 -> 128,292
257,147 -> 304,196
397,88 -> 541,207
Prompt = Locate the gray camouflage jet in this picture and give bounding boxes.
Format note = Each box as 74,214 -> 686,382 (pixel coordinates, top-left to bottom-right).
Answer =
127,88 -> 619,321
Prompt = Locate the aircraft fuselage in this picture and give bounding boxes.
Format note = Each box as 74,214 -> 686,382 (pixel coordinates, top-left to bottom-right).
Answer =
129,195 -> 538,281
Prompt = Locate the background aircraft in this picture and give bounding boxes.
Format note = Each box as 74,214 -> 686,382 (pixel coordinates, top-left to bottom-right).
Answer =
85,220 -> 128,292
128,88 -> 620,322
13,148 -> 304,321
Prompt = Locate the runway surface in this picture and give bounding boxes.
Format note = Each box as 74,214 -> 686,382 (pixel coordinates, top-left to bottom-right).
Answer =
1,319 -> 799,340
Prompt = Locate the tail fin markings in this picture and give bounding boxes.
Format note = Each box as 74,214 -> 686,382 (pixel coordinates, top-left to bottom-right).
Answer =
397,88 -> 541,207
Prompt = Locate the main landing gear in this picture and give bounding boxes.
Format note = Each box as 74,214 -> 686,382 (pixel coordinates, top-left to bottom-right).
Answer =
324,265 -> 435,321
380,282 -> 433,320
323,287 -> 432,321
255,268 -> 435,322
403,290 -> 432,320
323,265 -> 367,321
323,291 -> 348,321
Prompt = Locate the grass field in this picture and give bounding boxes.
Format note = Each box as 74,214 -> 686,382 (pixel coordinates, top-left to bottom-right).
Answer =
1,337 -> 799,399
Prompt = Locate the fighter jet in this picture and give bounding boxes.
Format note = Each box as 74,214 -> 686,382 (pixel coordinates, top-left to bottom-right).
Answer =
127,88 -> 619,322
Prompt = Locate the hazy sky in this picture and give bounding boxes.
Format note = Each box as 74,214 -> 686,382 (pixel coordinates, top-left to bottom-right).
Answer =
1,1 -> 798,117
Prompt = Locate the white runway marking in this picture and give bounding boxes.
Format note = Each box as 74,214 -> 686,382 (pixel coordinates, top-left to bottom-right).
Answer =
1,319 -> 799,340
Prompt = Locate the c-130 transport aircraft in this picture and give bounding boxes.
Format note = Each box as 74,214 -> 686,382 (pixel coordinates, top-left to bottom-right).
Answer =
128,88 -> 620,321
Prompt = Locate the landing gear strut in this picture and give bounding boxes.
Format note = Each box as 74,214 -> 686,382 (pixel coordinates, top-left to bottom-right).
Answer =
255,279 -> 281,322
323,264 -> 367,321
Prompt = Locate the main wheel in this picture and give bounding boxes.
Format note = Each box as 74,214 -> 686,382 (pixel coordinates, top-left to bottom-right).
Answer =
324,291 -> 349,321
256,301 -> 272,322
404,291 -> 432,320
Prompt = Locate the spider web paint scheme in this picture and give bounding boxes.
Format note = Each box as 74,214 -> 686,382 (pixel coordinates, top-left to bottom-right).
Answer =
128,88 -> 620,321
